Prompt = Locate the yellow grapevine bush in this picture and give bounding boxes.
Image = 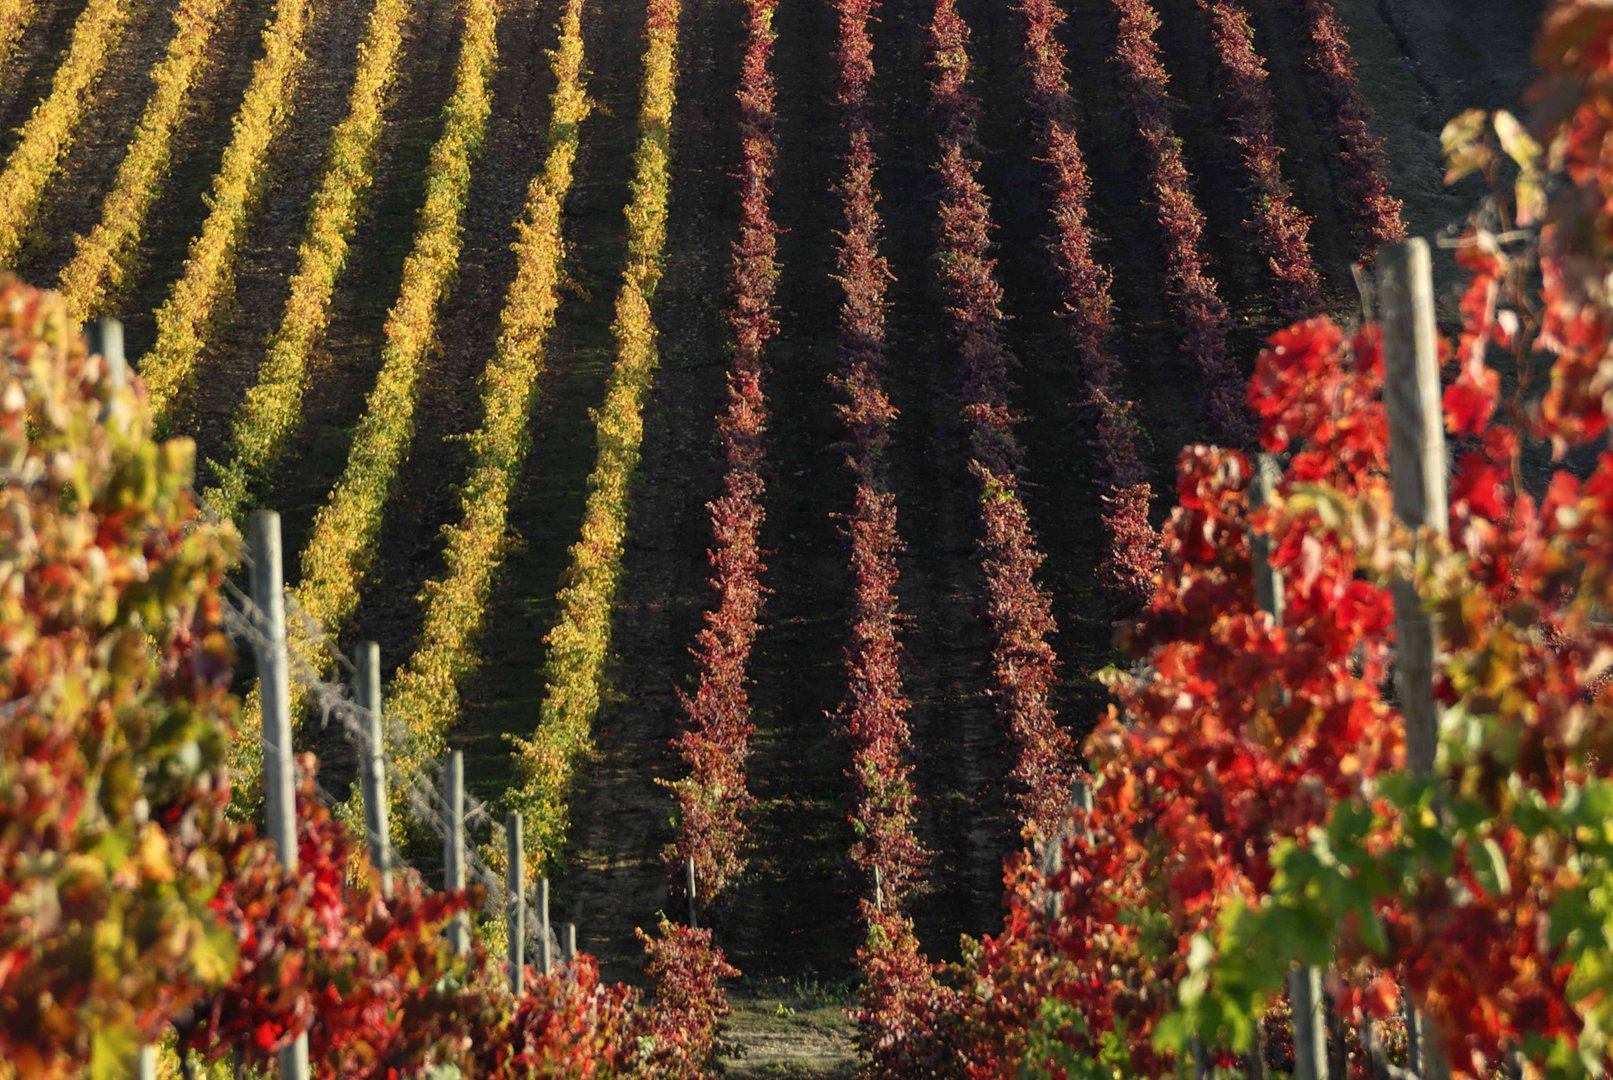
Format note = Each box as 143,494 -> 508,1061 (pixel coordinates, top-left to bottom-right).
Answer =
0,0 -> 35,93
233,0 -> 498,797
509,0 -> 679,874
140,0 -> 315,425
204,0 -> 412,523
58,0 -> 233,322
386,0 -> 589,790
0,0 -> 131,267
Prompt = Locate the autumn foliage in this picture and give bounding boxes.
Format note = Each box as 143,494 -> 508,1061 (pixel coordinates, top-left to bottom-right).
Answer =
1294,0 -> 1407,258
665,0 -> 779,903
913,2 -> 1613,1074
1107,0 -> 1248,446
1011,0 -> 1160,610
928,0 -> 1077,841
0,281 -> 735,1077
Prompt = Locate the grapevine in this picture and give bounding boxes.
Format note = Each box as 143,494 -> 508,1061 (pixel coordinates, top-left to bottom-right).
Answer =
201,0 -> 413,522
662,0 -> 778,902
57,0 -> 234,322
0,0 -> 133,267
510,0 -> 683,873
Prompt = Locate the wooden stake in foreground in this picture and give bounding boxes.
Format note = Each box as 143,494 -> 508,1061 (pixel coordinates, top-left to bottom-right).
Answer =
356,641 -> 391,899
246,511 -> 311,1080
507,812 -> 525,995
444,751 -> 468,955
1377,238 -> 1452,1080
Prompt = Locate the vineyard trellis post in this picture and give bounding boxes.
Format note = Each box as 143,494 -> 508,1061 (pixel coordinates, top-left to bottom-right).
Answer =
539,875 -> 553,976
85,318 -> 125,386
507,813 -> 525,995
1377,237 -> 1446,772
1252,453 -> 1311,1080
563,922 -> 577,970
686,856 -> 699,930
247,510 -> 312,1080
444,751 -> 468,955
356,641 -> 392,899
1377,238 -> 1452,1080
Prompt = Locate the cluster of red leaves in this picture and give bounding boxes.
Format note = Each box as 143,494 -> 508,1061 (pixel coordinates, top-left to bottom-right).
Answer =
1294,0 -> 1407,258
1199,0 -> 1324,321
928,0 -> 1078,840
1107,0 -> 1249,447
186,760 -> 483,1076
638,919 -> 741,1076
470,954 -> 651,1078
664,0 -> 780,902
937,322 -> 1406,1076
1011,0 -> 1160,611
1532,2 -> 1613,446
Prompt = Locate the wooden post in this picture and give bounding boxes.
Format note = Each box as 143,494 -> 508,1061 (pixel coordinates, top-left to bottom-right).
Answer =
443,752 -> 468,954
686,856 -> 699,930
1251,457 -> 1320,1079
1289,966 -> 1327,1080
246,511 -> 311,1080
1377,239 -> 1452,1080
1250,454 -> 1284,624
1404,993 -> 1424,1075
86,318 -> 127,387
563,922 -> 577,967
137,1045 -> 156,1080
872,865 -> 884,913
539,876 -> 553,976
1072,773 -> 1093,842
507,812 -> 525,995
356,642 -> 391,899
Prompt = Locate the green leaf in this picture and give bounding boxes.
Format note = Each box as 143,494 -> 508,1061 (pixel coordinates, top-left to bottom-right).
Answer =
91,1025 -> 140,1080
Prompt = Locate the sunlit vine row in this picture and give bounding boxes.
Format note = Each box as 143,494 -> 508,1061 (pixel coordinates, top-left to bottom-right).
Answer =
140,0 -> 317,425
57,0 -> 233,322
509,0 -> 682,873
384,0 -> 590,795
662,0 -> 778,902
202,0 -> 413,522
1108,0 -> 1249,445
1295,0 -> 1405,258
0,0 -> 132,267
233,0 -> 498,797
927,0 -> 1077,840
1012,0 -> 1159,609
1199,0 -> 1323,321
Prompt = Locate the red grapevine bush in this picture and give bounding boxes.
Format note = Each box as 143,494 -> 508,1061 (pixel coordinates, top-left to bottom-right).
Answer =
829,0 -> 949,1067
921,3 -> 1613,1075
664,0 -> 780,904
0,278 -> 240,1077
1107,0 -> 1249,446
1198,0 -> 1324,321
1294,0 -> 1406,258
1011,0 -> 1160,610
928,0 -> 1078,841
